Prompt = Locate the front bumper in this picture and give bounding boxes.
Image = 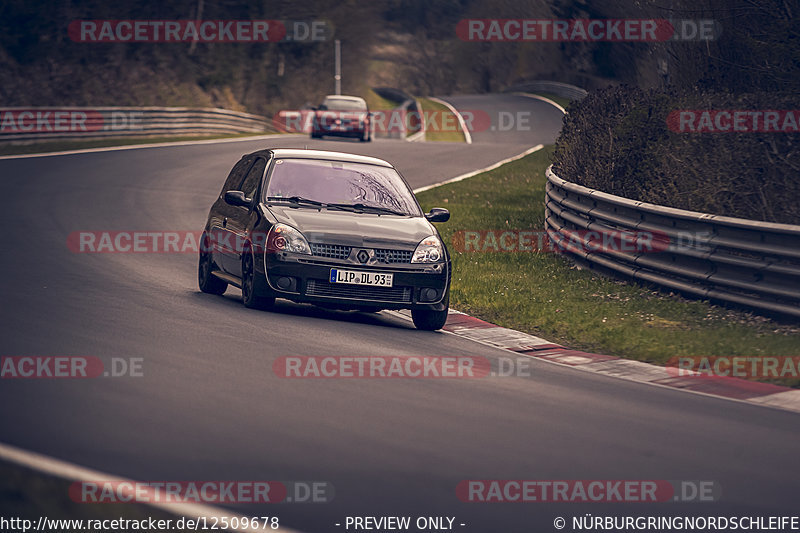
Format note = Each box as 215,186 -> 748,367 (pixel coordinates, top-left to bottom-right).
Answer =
262,252 -> 450,310
312,120 -> 367,137
313,127 -> 366,138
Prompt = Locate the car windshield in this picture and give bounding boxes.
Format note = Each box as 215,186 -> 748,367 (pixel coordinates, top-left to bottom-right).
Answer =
321,98 -> 366,111
265,158 -> 421,216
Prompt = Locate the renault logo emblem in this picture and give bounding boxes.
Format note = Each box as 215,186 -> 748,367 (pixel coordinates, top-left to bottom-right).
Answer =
356,249 -> 370,263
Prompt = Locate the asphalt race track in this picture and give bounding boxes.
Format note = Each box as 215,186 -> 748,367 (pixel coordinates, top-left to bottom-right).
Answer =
1,94 -> 798,532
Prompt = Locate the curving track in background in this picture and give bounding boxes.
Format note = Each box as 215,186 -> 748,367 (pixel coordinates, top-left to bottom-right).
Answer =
0,95 -> 798,532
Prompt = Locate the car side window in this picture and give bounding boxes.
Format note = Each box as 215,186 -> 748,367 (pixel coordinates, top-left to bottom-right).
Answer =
238,157 -> 267,200
219,156 -> 254,197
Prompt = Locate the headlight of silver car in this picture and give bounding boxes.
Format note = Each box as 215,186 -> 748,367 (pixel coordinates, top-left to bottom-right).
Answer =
411,235 -> 444,263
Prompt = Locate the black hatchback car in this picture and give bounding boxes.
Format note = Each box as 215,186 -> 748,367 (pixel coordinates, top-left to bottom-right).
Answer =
198,149 -> 452,330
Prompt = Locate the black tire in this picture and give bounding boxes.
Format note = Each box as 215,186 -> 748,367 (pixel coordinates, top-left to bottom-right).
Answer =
411,295 -> 449,331
311,131 -> 322,139
241,249 -> 274,310
198,235 -> 227,295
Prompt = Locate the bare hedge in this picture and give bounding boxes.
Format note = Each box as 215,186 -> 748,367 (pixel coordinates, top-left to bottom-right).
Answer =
552,86 -> 800,225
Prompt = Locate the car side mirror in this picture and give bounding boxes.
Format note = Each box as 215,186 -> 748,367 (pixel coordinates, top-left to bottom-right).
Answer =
425,208 -> 450,223
224,190 -> 251,207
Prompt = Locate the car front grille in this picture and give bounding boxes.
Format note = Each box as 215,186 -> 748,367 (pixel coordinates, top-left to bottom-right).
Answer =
309,243 -> 414,264
310,243 -> 351,260
375,249 -> 413,264
306,279 -> 412,303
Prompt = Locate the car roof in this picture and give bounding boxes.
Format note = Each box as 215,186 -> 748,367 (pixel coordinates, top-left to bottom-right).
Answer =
249,149 -> 394,168
322,95 -> 366,102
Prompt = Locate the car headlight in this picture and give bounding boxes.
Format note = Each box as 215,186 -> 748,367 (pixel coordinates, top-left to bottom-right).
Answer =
268,224 -> 311,255
411,235 -> 444,263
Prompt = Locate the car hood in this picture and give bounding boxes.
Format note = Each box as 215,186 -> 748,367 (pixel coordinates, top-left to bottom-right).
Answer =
266,205 -> 433,249
315,110 -> 368,119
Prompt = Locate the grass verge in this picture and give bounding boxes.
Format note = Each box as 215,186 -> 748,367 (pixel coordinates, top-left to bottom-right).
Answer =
417,98 -> 467,142
0,132 -> 284,157
364,88 -> 402,111
416,146 -> 800,385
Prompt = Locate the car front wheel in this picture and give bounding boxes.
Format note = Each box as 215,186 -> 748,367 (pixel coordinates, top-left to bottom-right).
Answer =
198,235 -> 227,295
241,249 -> 274,310
411,295 -> 449,331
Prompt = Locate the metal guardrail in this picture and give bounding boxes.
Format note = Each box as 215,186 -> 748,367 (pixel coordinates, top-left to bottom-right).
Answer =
0,106 -> 272,144
506,81 -> 588,101
372,87 -> 413,105
372,87 -> 423,140
545,165 -> 800,318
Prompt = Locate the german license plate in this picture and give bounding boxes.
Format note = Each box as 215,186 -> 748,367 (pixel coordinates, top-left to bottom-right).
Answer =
330,269 -> 393,287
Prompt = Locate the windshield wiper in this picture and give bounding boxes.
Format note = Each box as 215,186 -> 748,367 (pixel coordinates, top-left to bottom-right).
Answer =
268,197 -> 407,216
326,203 -> 408,216
266,196 -> 324,208
347,203 -> 408,216
267,197 -> 357,213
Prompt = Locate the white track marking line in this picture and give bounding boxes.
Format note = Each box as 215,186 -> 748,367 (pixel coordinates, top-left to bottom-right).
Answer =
512,92 -> 568,115
0,134 -> 303,161
748,390 -> 800,411
413,144 -> 543,193
0,441 -> 304,533
427,97 -> 472,144
406,129 -> 426,142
